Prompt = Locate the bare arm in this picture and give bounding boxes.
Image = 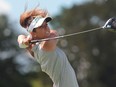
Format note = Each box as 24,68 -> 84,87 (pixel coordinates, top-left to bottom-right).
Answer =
17,30 -> 58,57
41,30 -> 59,51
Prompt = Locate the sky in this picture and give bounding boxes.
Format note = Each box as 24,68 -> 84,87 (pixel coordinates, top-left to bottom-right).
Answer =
0,0 -> 90,33
0,0 -> 90,19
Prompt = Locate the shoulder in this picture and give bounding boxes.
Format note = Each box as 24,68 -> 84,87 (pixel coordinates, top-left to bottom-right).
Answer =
41,29 -> 58,51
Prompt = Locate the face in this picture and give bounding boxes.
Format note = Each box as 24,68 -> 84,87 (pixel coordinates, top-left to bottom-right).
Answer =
31,21 -> 50,39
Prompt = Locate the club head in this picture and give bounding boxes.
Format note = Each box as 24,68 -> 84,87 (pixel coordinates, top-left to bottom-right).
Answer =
102,17 -> 116,31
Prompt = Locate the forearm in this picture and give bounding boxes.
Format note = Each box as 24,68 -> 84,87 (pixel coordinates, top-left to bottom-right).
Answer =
42,30 -> 58,51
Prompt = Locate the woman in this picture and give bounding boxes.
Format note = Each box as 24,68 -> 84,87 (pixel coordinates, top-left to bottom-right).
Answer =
17,8 -> 79,87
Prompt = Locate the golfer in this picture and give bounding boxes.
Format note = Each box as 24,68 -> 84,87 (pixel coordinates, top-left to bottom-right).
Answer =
17,8 -> 79,87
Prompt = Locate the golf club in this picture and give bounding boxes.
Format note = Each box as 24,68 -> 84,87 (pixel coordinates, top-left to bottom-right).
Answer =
31,17 -> 116,43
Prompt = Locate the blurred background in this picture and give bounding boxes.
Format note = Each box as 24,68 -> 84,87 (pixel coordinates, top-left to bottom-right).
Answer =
0,0 -> 116,87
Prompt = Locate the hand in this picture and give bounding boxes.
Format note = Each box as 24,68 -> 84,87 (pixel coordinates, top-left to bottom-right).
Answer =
17,35 -> 32,48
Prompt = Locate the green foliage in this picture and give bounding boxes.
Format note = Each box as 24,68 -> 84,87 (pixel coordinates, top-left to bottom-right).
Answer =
51,0 -> 116,87
1,0 -> 116,87
0,15 -> 32,87
0,15 -> 52,87
0,58 -> 31,87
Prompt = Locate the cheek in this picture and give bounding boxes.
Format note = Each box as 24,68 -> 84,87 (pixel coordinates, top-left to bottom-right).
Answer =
36,29 -> 46,37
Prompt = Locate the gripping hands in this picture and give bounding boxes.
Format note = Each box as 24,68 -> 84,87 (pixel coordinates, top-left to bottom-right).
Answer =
17,34 -> 32,48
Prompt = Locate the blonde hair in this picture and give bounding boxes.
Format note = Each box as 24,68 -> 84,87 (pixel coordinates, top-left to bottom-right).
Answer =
20,8 -> 48,28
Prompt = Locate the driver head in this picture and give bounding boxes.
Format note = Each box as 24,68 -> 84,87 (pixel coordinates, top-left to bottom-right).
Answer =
102,17 -> 116,31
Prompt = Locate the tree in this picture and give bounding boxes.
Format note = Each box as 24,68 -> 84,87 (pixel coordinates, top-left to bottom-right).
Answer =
51,0 -> 116,87
0,14 -> 53,87
0,14 -> 30,87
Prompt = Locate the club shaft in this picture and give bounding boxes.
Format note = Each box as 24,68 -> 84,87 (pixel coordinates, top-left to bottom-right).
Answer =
31,27 -> 102,43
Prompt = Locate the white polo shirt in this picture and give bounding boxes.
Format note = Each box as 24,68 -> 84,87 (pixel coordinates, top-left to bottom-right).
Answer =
32,44 -> 79,87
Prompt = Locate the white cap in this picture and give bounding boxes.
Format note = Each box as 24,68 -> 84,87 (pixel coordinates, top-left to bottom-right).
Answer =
27,16 -> 52,32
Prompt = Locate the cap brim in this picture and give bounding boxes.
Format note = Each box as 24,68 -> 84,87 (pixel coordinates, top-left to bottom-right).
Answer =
34,17 -> 52,28
45,17 -> 52,22
27,16 -> 52,32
